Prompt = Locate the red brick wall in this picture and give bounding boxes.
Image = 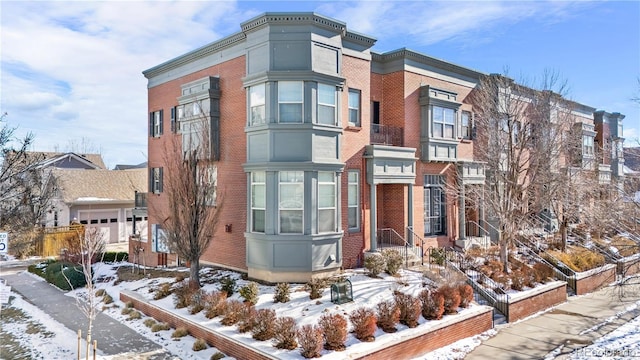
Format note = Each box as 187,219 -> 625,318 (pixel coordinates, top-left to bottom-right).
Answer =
359,309 -> 493,360
121,291 -> 493,360
507,282 -> 567,322
341,54 -> 373,267
575,265 -> 617,295
146,56 -> 248,271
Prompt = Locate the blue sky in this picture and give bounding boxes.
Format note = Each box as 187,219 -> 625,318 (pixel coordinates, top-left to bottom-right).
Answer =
1,0 -> 639,168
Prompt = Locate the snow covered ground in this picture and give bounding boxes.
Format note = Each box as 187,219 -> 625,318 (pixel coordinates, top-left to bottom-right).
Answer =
2,260 -> 639,360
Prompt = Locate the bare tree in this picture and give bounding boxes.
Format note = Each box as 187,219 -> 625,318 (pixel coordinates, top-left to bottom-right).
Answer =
470,72 -> 572,271
156,118 -> 221,288
0,112 -> 58,256
64,226 -> 105,359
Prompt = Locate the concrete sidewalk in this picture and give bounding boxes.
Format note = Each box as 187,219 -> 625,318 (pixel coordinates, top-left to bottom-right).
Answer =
1,267 -> 174,359
466,281 -> 640,359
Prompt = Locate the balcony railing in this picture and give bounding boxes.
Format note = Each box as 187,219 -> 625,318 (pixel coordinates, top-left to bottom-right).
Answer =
371,124 -> 404,147
135,191 -> 147,209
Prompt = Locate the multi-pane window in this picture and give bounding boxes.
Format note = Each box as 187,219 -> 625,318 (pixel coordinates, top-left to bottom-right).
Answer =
461,111 -> 472,139
318,172 -> 336,233
151,167 -> 163,194
424,175 -> 446,236
181,119 -> 204,156
279,171 -> 304,233
317,84 -> 337,125
583,135 -> 594,156
431,106 -> 455,138
278,81 -> 303,123
149,110 -> 163,137
348,89 -> 361,127
249,84 -> 266,126
251,172 -> 266,233
618,123 -> 623,138
347,171 -> 359,230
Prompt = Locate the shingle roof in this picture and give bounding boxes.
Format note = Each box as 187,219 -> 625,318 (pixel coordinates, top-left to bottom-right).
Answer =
26,151 -> 106,169
52,168 -> 147,204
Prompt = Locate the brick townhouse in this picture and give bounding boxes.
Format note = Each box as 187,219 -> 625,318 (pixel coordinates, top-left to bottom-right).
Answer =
137,12 -> 625,282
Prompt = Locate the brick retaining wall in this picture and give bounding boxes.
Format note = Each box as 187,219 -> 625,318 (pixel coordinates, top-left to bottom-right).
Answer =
506,282 -> 567,322
121,291 -> 493,360
617,255 -> 640,277
575,264 -> 617,295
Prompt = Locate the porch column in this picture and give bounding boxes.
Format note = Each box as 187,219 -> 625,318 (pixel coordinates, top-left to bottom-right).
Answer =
459,182 -> 466,240
407,184 -> 414,246
370,183 -> 377,252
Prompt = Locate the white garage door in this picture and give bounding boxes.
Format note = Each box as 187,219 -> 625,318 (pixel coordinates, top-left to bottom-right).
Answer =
78,211 -> 119,244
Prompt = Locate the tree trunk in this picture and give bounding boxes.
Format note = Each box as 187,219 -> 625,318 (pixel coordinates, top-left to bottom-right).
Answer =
500,231 -> 510,273
189,259 -> 200,289
560,218 -> 568,252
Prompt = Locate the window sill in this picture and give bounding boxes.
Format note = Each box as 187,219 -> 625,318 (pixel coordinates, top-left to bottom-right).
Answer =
460,138 -> 473,143
345,126 -> 362,132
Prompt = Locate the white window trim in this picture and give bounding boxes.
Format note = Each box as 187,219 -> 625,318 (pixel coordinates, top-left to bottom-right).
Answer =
278,81 -> 304,123
348,89 -> 361,127
318,172 -> 337,233
347,171 -> 360,230
431,105 -> 456,139
318,83 -> 337,126
251,172 -> 266,233
279,171 -> 304,234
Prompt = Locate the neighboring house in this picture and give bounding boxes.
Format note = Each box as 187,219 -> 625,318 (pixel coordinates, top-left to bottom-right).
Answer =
48,168 -> 148,244
20,152 -> 148,244
142,12 -> 626,282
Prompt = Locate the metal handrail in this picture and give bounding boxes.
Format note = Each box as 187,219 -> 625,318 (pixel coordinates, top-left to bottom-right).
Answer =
407,226 -> 425,266
370,124 -> 404,147
377,228 -> 412,268
513,238 -> 577,292
465,220 -> 494,245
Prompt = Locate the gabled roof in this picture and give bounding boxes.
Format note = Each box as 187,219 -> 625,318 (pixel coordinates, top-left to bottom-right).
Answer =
52,168 -> 147,205
22,151 -> 106,170
113,162 -> 148,170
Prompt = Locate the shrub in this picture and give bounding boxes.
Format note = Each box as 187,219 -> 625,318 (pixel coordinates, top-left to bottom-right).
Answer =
27,263 -> 46,278
125,301 -> 134,308
128,311 -> 142,320
151,322 -> 170,332
437,284 -> 461,314
273,317 -> 298,350
210,352 -> 225,360
429,248 -> 446,266
221,300 -> 246,326
204,291 -> 228,319
95,289 -> 106,297
173,280 -> 197,309
510,270 -> 525,291
121,307 -> 133,316
193,338 -> 207,351
236,306 -> 257,333
457,284 -> 474,308
364,254 -> 386,277
376,300 -> 400,333
480,259 -> 504,280
611,235 -> 639,257
220,277 -> 236,297
154,283 -> 172,300
419,289 -> 444,320
382,249 -> 403,275
547,248 -> 606,272
143,318 -> 156,328
349,307 -> 377,342
297,324 -> 323,359
273,282 -> 290,303
307,279 -> 326,300
44,262 -> 87,291
239,282 -> 259,305
394,292 -> 421,328
103,294 -> 113,304
533,263 -> 555,283
172,327 -> 189,338
251,308 -> 277,341
319,313 -> 347,351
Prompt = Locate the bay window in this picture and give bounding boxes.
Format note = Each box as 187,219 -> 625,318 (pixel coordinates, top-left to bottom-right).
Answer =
583,135 -> 594,156
317,84 -> 336,125
431,106 -> 455,138
251,172 -> 266,232
250,83 -> 266,126
278,81 -> 303,123
318,172 -> 336,233
279,171 -> 304,233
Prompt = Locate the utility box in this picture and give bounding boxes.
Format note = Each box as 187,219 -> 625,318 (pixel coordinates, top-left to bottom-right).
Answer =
330,279 -> 353,304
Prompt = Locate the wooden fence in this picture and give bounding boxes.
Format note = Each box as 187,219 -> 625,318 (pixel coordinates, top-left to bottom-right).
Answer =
37,225 -> 84,257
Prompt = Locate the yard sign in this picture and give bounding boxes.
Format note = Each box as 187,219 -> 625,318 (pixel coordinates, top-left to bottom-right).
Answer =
0,232 -> 7,254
